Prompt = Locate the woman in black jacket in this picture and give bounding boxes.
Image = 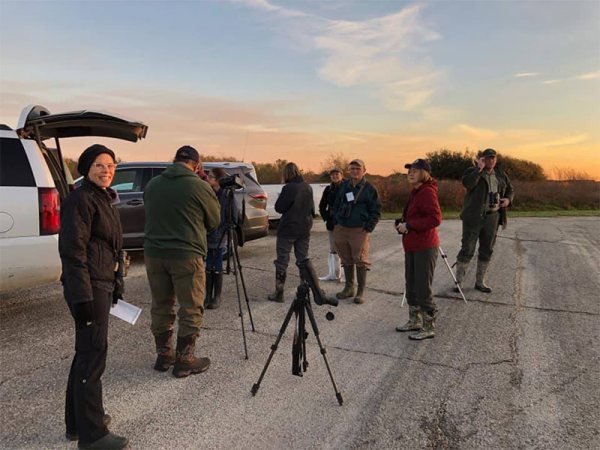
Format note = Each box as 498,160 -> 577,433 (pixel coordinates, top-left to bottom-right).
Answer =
268,162 -> 314,303
59,144 -> 128,450
318,167 -> 345,281
204,167 -> 239,309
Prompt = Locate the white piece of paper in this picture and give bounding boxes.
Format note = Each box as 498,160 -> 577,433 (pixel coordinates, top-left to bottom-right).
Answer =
110,299 -> 142,325
346,192 -> 355,202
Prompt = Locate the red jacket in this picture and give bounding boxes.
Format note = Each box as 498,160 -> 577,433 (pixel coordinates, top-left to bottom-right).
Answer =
401,180 -> 442,252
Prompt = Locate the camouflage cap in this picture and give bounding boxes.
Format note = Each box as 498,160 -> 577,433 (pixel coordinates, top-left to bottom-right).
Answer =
480,148 -> 497,158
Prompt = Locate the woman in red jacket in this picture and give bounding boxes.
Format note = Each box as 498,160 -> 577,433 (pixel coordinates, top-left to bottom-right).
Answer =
395,159 -> 442,340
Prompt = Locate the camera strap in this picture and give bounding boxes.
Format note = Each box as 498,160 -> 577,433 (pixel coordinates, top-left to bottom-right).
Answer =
348,180 -> 367,204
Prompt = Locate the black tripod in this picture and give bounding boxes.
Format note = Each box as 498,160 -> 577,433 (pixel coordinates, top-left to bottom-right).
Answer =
251,281 -> 344,406
220,187 -> 255,359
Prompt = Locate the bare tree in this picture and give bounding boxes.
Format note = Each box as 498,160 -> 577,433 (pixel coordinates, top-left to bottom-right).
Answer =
551,167 -> 592,181
320,152 -> 350,177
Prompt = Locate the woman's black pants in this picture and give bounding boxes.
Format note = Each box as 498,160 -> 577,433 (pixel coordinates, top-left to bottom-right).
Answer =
65,287 -> 111,444
404,247 -> 439,314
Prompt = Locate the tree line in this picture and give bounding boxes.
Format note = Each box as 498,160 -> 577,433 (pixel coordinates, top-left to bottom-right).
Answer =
66,149 -> 591,183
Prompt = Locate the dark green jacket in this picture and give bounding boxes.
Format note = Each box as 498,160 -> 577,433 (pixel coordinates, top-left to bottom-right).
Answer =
333,177 -> 381,232
460,166 -> 514,228
144,163 -> 221,259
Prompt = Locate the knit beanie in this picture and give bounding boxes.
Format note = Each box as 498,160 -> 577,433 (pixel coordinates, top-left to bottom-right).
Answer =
77,144 -> 116,177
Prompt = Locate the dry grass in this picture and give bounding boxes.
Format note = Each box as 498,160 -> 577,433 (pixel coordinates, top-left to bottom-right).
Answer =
371,179 -> 600,212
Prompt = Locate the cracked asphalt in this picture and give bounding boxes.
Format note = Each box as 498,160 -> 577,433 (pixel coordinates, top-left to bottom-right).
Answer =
1,217 -> 598,449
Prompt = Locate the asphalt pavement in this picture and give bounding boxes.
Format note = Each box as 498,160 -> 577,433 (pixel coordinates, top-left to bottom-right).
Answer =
1,217 -> 598,449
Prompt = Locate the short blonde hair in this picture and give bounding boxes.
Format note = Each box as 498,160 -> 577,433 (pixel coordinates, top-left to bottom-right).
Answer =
410,169 -> 433,184
282,162 -> 301,183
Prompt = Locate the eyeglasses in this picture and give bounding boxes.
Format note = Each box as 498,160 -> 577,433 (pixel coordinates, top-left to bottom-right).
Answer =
208,175 -> 216,180
349,167 -> 363,171
93,163 -> 117,171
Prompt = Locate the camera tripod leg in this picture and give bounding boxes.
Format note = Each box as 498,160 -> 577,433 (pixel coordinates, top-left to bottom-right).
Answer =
251,298 -> 298,396
305,301 -> 344,406
232,236 -> 256,332
231,253 -> 249,359
439,246 -> 468,305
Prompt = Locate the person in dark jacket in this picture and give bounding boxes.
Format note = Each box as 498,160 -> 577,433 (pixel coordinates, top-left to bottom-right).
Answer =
395,159 -> 442,340
333,159 -> 381,304
318,167 -> 345,281
59,144 -> 128,449
455,148 -> 514,293
144,146 -> 221,378
204,167 -> 239,309
268,162 -> 314,303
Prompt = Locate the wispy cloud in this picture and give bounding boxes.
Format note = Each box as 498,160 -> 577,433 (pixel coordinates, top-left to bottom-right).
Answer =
575,70 -> 600,80
514,72 -> 539,78
236,1 -> 441,111
538,134 -> 588,147
453,123 -> 498,140
538,69 -> 599,85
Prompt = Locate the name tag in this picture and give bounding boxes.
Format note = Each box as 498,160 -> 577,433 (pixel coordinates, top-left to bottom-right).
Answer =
346,192 -> 355,202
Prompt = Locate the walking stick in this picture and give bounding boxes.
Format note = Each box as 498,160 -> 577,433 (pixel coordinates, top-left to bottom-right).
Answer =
439,246 -> 468,304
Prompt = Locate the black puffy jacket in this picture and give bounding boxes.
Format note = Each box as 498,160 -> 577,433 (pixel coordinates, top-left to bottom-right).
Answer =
319,180 -> 344,231
59,178 -> 123,306
275,175 -> 314,239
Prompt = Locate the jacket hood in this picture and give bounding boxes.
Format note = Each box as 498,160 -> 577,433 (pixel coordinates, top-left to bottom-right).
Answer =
287,175 -> 304,183
161,162 -> 198,179
414,179 -> 438,194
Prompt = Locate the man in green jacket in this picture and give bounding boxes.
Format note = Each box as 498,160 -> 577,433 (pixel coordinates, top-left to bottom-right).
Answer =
333,159 -> 381,304
456,148 -> 514,293
144,146 -> 221,378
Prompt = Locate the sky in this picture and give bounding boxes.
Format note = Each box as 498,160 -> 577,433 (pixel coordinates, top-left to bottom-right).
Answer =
1,0 -> 599,179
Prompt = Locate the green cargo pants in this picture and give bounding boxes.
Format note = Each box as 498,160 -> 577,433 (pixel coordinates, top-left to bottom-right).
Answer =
405,247 -> 438,314
146,256 -> 206,338
457,211 -> 500,263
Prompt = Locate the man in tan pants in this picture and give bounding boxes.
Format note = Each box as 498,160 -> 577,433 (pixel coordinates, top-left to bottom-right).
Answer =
332,159 -> 381,304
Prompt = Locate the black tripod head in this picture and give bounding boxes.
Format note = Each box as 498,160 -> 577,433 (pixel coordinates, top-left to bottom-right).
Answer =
297,259 -> 338,307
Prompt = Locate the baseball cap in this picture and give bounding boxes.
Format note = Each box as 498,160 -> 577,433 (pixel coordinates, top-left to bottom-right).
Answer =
404,158 -> 432,173
174,145 -> 200,163
329,167 -> 342,174
349,159 -> 365,168
480,148 -> 497,158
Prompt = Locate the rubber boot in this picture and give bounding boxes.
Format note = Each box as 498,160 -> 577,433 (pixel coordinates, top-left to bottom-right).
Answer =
172,334 -> 211,378
335,253 -> 344,282
204,270 -> 214,309
396,306 -> 422,332
319,253 -> 337,281
475,260 -> 492,293
66,415 -> 111,441
77,432 -> 128,449
268,270 -> 286,303
153,329 -> 175,372
409,310 -> 435,340
336,265 -> 355,299
454,261 -> 469,293
354,266 -> 368,304
207,272 -> 222,309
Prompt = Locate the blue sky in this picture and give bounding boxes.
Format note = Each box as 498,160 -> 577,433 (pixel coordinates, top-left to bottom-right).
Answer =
1,0 -> 598,178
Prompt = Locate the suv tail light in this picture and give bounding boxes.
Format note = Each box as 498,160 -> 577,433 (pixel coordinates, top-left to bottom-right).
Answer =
39,187 -> 61,235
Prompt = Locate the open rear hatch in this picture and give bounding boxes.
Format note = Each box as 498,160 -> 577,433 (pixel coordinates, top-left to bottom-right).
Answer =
16,105 -> 148,199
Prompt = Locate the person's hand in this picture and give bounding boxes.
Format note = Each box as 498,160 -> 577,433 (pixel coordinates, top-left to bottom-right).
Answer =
477,157 -> 486,171
113,274 -> 124,305
74,302 -> 95,324
500,198 -> 510,208
395,222 -> 408,234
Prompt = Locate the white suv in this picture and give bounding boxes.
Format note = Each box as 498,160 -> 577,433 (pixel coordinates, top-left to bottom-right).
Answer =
0,105 -> 147,292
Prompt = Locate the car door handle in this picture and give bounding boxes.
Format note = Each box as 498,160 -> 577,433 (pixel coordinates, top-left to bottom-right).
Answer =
126,199 -> 144,206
